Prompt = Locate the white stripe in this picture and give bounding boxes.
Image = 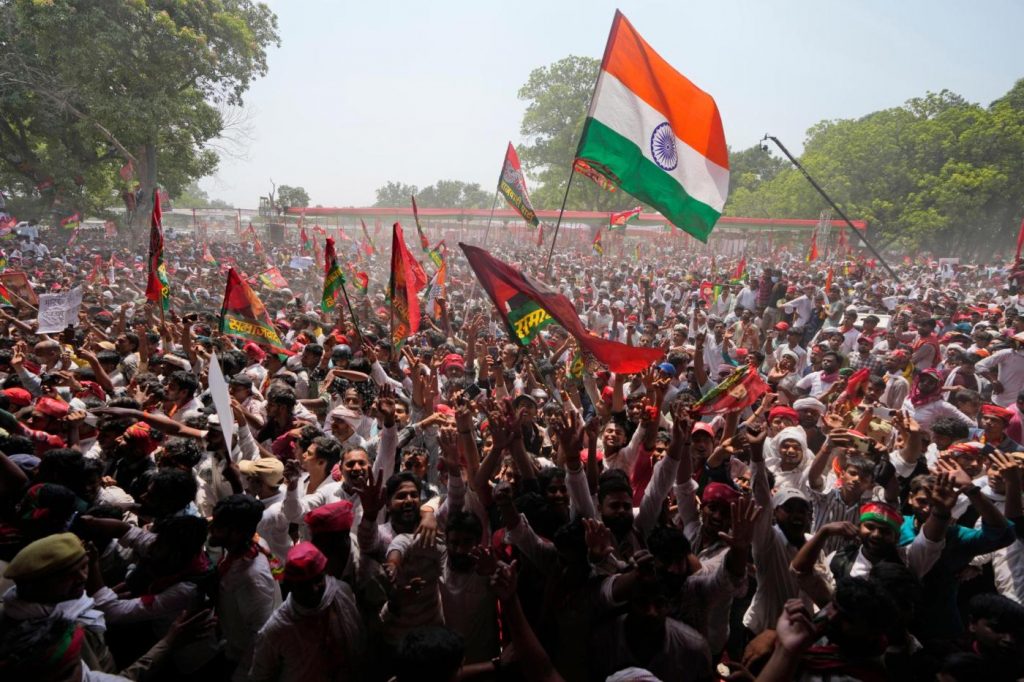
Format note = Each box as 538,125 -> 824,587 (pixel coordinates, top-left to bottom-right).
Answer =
590,72 -> 729,212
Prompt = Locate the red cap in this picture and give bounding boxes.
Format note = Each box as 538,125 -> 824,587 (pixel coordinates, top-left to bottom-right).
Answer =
691,421 -> 715,438
243,341 -> 266,360
284,542 -> 328,582
2,387 -> 32,408
774,322 -> 790,332
702,482 -> 741,505
304,501 -> 355,535
34,396 -> 70,418
982,404 -> 1015,423
768,406 -> 800,424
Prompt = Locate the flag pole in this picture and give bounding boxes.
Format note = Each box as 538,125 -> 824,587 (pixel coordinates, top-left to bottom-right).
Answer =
480,189 -> 500,247
337,278 -> 364,347
762,135 -> 899,281
544,166 -> 576,275
465,189 -> 500,312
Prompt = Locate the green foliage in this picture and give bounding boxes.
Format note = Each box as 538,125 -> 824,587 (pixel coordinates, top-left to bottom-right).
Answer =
517,56 -> 644,212
724,83 -> 1024,257
276,185 -> 310,210
0,0 -> 279,230
373,180 -> 491,209
374,181 -> 418,207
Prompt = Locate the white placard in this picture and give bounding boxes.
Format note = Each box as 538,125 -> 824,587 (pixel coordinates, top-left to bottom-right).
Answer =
208,351 -> 234,456
36,285 -> 83,334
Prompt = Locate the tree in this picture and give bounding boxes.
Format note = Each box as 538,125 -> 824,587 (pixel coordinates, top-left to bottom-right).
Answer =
517,56 -> 640,213
0,1 -> 279,234
723,82 -> 1024,258
373,179 -> 491,209
276,185 -> 310,210
374,181 -> 419,207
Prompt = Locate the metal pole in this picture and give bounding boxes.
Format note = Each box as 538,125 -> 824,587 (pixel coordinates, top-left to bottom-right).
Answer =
480,190 -> 500,247
763,135 -> 899,281
544,166 -> 576,274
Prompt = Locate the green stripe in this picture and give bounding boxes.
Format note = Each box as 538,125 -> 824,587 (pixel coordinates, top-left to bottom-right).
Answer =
577,118 -> 721,242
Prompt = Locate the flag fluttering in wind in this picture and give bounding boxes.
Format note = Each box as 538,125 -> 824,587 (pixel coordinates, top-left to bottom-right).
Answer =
536,222 -> 545,247
220,267 -> 288,353
806,227 -> 819,263
321,237 -> 346,313
353,271 -> 369,294
0,282 -> 13,306
574,11 -> 729,242
424,258 -> 447,319
498,143 -> 540,228
202,243 -> 217,265
60,213 -> 81,230
389,223 -> 425,346
731,255 -> 746,283
592,226 -> 605,256
609,205 -> 642,229
257,267 -> 289,291
824,265 -> 834,292
573,159 -> 617,193
1016,217 -> 1024,263
360,219 -> 375,255
410,196 -> 431,251
691,364 -> 769,415
146,190 -> 170,311
300,225 -> 311,256
460,243 -> 663,373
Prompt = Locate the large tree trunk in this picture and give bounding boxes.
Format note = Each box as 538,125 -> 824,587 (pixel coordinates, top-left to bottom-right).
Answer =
131,143 -> 157,247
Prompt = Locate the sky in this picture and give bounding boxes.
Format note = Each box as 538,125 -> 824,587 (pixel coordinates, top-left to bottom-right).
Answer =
199,0 -> 1024,210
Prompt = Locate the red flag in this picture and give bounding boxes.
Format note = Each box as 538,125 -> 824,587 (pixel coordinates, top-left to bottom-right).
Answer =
1016,217 -> 1024,263
360,218 -> 375,255
824,265 -> 834,292
411,196 -> 430,251
460,243 -> 663,373
536,223 -> 544,247
692,365 -> 769,415
806,228 -> 819,263
146,189 -> 169,309
300,225 -> 310,255
731,255 -> 746,281
390,223 -> 424,346
219,267 -> 288,353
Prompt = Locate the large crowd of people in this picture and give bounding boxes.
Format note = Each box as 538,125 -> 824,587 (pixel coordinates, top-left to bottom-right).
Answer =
1,223 -> 1024,681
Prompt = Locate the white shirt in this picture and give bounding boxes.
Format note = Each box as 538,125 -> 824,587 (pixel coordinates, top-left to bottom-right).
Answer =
977,348 -> 1024,407
218,550 -> 281,678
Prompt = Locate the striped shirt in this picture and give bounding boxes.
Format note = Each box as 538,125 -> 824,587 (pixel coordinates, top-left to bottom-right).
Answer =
808,486 -> 877,555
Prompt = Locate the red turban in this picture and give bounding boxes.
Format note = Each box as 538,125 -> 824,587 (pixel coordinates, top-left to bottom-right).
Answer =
34,397 -> 70,418
702,482 -> 740,506
768,406 -> 799,424
982,404 -> 1015,423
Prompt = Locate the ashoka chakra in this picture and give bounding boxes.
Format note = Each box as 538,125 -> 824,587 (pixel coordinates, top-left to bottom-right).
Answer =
650,122 -> 678,171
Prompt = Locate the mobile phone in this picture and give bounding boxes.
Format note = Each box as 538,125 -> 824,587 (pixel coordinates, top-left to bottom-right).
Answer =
463,383 -> 482,400
872,406 -> 893,420
487,345 -> 498,360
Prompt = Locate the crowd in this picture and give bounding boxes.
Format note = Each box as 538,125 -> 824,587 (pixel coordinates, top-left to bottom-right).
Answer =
1,223 -> 1024,682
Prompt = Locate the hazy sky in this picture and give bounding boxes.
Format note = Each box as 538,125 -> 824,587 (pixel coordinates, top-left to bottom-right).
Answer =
199,0 -> 1024,210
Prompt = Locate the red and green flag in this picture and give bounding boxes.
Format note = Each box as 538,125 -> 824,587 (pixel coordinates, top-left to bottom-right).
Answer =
692,364 -> 768,415
146,190 -> 170,311
60,212 -> 81,230
609,205 -> 642,229
592,226 -> 605,256
0,282 -> 12,306
353,271 -> 369,294
389,223 -> 425,346
460,243 -> 664,373
220,267 -> 288,353
202,243 -> 217,265
498,142 -> 539,227
321,237 -> 346,313
411,196 -> 443,268
258,267 -> 289,291
573,159 -> 617,193
730,255 -> 746,283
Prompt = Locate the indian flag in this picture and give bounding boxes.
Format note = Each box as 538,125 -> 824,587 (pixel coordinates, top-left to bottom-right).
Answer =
576,11 -> 729,242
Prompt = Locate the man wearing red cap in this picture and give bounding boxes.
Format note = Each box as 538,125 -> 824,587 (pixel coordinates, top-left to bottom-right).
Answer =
980,404 -> 1024,453
249,542 -> 365,681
